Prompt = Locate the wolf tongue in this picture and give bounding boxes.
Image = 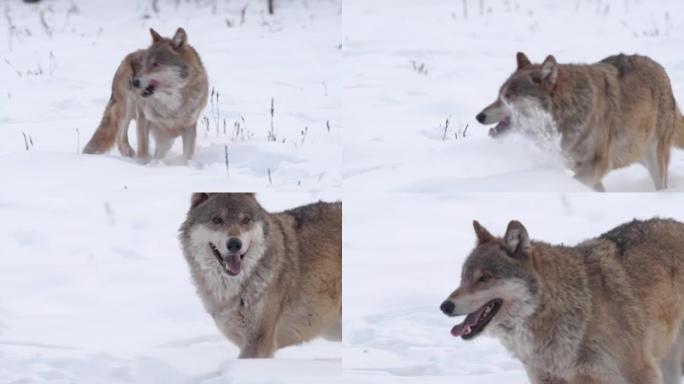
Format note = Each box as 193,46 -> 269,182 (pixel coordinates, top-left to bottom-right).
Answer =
450,307 -> 485,337
223,254 -> 242,275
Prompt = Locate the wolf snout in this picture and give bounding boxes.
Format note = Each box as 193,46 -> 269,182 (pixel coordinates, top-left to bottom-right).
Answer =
476,112 -> 486,124
227,238 -> 243,253
440,300 -> 455,316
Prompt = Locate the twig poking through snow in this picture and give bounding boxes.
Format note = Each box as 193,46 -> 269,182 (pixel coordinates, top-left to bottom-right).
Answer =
301,126 -> 308,145
410,60 -> 428,75
75,128 -> 80,154
224,144 -> 229,177
39,7 -> 54,37
4,59 -> 22,77
268,98 -> 276,142
104,202 -> 115,225
267,168 -> 273,186
240,4 -> 248,25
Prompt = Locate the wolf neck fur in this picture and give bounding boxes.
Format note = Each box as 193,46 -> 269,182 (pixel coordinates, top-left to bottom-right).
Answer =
496,242 -> 590,372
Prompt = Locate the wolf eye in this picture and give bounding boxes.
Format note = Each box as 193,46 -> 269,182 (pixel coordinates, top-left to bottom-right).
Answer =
212,216 -> 224,224
479,273 -> 492,283
241,216 -> 251,225
152,61 -> 159,67
531,75 -> 541,84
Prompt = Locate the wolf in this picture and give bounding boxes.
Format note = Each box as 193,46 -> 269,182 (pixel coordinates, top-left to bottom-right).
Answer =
82,28 -> 208,161
179,193 -> 342,358
476,52 -> 684,191
440,218 -> 684,384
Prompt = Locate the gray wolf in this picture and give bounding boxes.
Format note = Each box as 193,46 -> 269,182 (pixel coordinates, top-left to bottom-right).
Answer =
83,28 -> 208,161
179,193 -> 342,358
441,218 -> 684,383
476,52 -> 684,191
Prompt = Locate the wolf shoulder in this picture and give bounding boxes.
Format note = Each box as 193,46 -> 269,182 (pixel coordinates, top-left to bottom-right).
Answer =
598,53 -> 669,78
583,217 -> 684,261
277,201 -> 342,231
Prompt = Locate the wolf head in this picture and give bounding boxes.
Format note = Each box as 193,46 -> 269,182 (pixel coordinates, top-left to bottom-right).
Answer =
440,220 -> 539,340
181,193 -> 269,278
131,28 -> 191,98
476,52 -> 558,137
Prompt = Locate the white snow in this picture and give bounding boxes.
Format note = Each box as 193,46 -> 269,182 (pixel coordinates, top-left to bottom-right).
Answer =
342,0 -> 684,192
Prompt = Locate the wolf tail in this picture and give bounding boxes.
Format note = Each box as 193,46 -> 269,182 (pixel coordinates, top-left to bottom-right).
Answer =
82,96 -> 121,154
674,107 -> 684,149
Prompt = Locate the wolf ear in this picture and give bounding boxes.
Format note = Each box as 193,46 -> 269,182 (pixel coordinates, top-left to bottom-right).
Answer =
190,193 -> 210,209
150,28 -> 163,43
503,220 -> 530,257
473,220 -> 494,245
540,55 -> 558,84
516,52 -> 531,69
171,27 -> 187,49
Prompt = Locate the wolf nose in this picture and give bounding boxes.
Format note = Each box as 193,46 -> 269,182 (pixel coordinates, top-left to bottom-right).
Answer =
440,300 -> 455,315
227,238 -> 242,253
476,112 -> 486,123
131,78 -> 141,88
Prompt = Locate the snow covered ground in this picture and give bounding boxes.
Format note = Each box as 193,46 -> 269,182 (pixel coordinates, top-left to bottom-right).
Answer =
343,0 -> 684,192
1,0 -> 341,191
343,193 -> 684,383
0,190 -> 342,383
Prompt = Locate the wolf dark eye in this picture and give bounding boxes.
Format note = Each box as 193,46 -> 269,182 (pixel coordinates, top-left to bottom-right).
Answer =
212,216 -> 224,225
241,216 -> 251,225
152,62 -> 159,68
479,273 -> 492,283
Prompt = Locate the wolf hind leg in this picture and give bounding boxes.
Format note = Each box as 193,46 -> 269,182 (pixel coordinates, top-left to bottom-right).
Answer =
641,139 -> 660,190
115,112 -> 135,158
83,98 -> 128,155
656,136 -> 671,190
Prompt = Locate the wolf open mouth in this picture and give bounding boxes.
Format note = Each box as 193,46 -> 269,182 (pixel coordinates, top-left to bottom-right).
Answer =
141,85 -> 155,97
488,117 -> 511,137
209,242 -> 246,277
451,299 -> 502,340
141,80 -> 159,97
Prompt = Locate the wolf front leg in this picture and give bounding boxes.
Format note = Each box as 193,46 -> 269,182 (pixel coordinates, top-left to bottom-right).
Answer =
239,297 -> 281,358
181,123 -> 197,161
526,368 -> 568,384
135,114 -> 151,162
572,153 -> 610,192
